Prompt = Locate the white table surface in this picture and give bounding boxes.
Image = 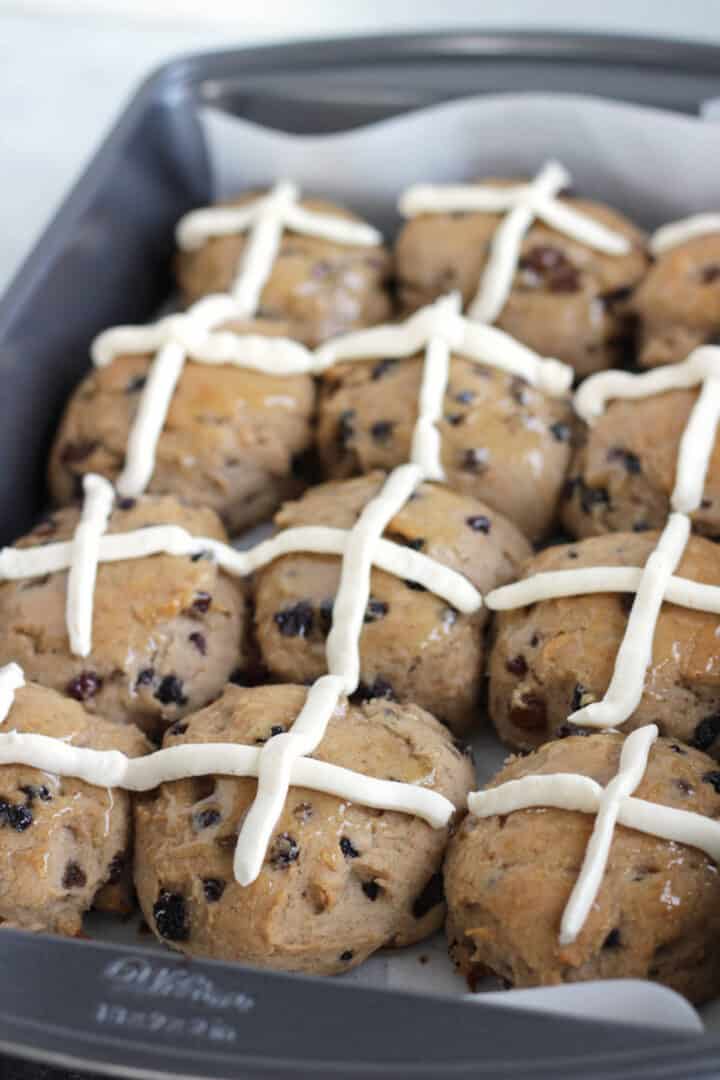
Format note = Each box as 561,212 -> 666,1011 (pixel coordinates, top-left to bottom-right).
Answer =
4,4 -> 720,299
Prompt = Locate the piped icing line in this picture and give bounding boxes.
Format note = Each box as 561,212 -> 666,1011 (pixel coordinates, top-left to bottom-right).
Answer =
469,724 -> 720,945
486,566 -> 720,614
574,345 -> 720,424
0,526 -> 482,616
0,677 -> 452,831
559,724 -> 656,945
175,180 -> 383,317
0,664 -> 24,726
672,373 -> 720,513
314,293 -> 573,396
235,465 -> 431,882
65,475 -> 114,658
471,161 -> 570,325
89,294 -> 571,504
398,161 -> 631,326
567,513 -> 690,730
326,464 -> 425,693
487,513 -> 711,734
573,345 -> 720,515
650,213 -> 720,255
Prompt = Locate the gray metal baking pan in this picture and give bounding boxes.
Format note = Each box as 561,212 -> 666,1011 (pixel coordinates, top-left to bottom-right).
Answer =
2,30 -> 720,1079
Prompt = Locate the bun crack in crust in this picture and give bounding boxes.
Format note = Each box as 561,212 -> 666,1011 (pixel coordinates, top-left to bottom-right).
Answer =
0,495 -> 247,739
445,732 -> 720,1004
0,681 -> 148,936
134,683 -> 474,974
254,473 -> 532,735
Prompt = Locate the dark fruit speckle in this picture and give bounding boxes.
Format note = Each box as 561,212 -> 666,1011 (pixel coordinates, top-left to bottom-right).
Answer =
340,837 -> 359,859
692,714 -> 720,752
269,833 -> 299,868
62,861 -> 87,889
154,890 -> 190,941
703,771 -> 720,793
274,601 -> 314,638
203,878 -> 226,902
193,808 -> 221,831
466,515 -> 491,533
66,671 -> 102,702
506,655 -> 528,676
155,676 -> 188,707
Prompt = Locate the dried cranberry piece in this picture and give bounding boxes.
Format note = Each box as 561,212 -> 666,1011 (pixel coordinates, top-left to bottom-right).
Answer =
506,655 -> 528,676
66,671 -> 102,702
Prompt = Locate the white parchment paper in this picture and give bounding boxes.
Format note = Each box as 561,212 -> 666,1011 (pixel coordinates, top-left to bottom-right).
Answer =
203,92 -> 720,233
169,92 -> 720,1031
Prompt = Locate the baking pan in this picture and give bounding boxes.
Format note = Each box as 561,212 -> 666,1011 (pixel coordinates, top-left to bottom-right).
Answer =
2,30 -> 720,1079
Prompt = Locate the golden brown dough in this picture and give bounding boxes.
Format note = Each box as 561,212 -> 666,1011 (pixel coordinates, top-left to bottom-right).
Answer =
253,473 -> 532,735
318,355 -> 574,542
176,193 -> 393,347
0,681 -> 148,936
445,732 -> 720,1004
135,683 -> 474,974
395,183 -> 647,378
632,234 -> 720,367
48,320 -> 315,533
489,531 -> 720,754
562,389 -> 720,539
0,496 -> 247,739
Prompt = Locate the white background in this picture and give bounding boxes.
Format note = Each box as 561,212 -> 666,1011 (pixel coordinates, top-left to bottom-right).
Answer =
3,1 -> 720,294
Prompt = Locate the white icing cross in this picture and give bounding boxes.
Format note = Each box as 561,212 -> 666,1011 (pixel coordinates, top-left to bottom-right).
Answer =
487,346 -> 720,730
399,160 -> 631,325
175,180 -> 383,318
91,291 -> 572,503
0,663 -> 24,726
0,661 -> 453,835
651,214 -> 720,255
91,294 -> 315,499
316,292 -> 574,481
0,478 -> 481,663
468,723 -> 720,945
